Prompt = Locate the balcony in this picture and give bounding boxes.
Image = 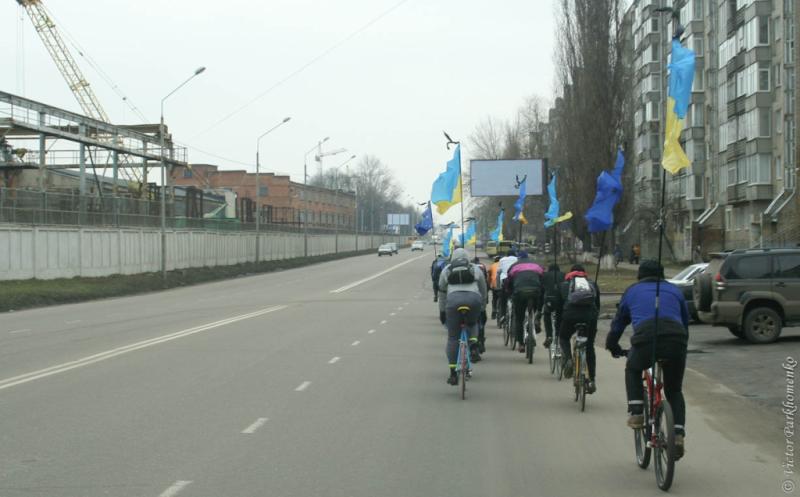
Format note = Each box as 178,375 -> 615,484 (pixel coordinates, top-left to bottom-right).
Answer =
727,183 -> 748,203
746,183 -> 774,201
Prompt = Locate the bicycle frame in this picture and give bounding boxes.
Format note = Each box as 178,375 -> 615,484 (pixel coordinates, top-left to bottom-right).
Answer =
643,364 -> 664,446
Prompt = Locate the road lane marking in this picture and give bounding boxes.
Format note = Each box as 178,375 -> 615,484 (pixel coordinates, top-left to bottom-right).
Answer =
328,356 -> 341,364
397,307 -> 403,311
65,319 -> 82,324
330,255 -> 426,293
0,306 -> 288,393
241,417 -> 269,434
367,329 -> 376,334
159,480 -> 192,497
389,312 -> 396,316
9,329 -> 31,334
380,320 -> 387,325
351,340 -> 360,346
295,381 -> 311,391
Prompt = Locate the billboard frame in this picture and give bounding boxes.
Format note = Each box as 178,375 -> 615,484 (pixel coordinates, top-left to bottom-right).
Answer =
468,158 -> 548,197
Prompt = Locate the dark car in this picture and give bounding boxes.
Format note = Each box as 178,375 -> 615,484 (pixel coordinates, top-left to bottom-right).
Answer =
694,248 -> 800,343
666,263 -> 707,321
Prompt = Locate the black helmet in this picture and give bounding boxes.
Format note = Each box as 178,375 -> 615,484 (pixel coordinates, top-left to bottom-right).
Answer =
637,259 -> 664,280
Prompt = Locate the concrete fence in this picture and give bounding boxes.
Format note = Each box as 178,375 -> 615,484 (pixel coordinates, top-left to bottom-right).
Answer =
0,225 -> 400,281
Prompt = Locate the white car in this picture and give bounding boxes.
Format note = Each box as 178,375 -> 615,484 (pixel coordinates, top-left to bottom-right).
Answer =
378,244 -> 394,256
411,241 -> 425,251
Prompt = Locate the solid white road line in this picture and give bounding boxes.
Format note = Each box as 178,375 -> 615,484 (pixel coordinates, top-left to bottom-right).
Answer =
295,381 -> 311,391
8,329 -> 31,334
0,306 -> 288,393
367,329 -> 376,334
241,417 -> 269,434
159,480 -> 193,497
351,340 -> 360,346
330,255 -> 426,293
328,356 -> 341,364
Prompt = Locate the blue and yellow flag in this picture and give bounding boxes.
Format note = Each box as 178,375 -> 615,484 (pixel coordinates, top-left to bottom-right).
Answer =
415,202 -> 433,236
461,221 -> 477,247
490,210 -> 504,242
544,174 -> 572,228
441,225 -> 455,258
663,37 -> 696,174
586,148 -> 625,233
513,177 -> 528,225
430,145 -> 463,215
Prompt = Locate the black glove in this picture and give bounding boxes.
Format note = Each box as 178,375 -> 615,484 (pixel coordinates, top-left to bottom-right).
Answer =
607,342 -> 625,358
439,311 -> 446,325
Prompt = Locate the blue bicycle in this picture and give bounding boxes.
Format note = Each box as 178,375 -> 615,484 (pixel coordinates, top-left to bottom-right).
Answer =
455,305 -> 474,400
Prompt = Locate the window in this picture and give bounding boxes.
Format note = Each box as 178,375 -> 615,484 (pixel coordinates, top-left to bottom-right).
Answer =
651,18 -> 659,33
693,37 -> 704,55
748,154 -> 771,184
727,163 -> 738,186
259,186 -> 268,197
183,168 -> 193,178
725,207 -> 733,231
758,16 -> 769,45
727,255 -> 771,280
759,108 -> 770,137
758,61 -> 770,91
776,255 -> 800,279
693,67 -> 704,91
691,104 -> 704,127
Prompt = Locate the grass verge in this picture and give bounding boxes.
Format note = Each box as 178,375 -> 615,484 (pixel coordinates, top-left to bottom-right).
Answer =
1,249 -> 376,313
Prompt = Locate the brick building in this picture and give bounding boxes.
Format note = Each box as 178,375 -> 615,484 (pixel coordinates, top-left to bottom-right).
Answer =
171,164 -> 356,229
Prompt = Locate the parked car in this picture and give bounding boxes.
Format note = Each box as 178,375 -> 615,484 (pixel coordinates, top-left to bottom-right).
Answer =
486,241 -> 498,256
694,248 -> 800,343
666,263 -> 707,320
377,244 -> 394,257
388,242 -> 399,254
411,241 -> 425,251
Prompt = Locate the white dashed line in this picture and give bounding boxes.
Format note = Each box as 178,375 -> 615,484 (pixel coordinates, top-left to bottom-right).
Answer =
380,320 -> 387,325
9,329 -> 31,334
389,312 -> 396,316
159,480 -> 192,497
241,417 -> 269,434
351,340 -> 361,346
368,329 -> 376,334
398,307 -> 404,311
295,381 -> 311,392
329,356 -> 341,364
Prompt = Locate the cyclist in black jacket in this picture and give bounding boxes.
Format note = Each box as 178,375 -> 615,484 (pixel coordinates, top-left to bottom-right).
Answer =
541,263 -> 565,349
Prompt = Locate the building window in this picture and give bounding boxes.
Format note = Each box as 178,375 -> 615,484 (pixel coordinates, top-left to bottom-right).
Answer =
758,108 -> 770,137
758,61 -> 770,91
758,16 -> 769,45
259,186 -> 268,197
693,67 -> 704,91
728,164 -> 737,186
183,168 -> 193,178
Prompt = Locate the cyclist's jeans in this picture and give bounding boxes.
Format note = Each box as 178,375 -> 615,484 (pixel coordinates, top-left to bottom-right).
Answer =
512,292 -> 539,344
445,291 -> 482,367
625,339 -> 688,435
558,313 -> 598,379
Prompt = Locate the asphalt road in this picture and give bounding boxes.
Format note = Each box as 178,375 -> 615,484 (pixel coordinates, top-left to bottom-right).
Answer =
0,250 -> 790,496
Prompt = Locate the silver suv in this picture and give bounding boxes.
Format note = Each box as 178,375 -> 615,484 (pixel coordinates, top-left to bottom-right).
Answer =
694,248 -> 800,343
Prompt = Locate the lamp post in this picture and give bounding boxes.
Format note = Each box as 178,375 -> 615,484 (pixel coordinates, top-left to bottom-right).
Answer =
303,137 -> 329,257
160,66 -> 206,282
255,117 -> 291,262
331,154 -> 356,253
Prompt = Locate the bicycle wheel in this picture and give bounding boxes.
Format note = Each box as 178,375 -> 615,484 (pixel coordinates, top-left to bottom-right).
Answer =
549,340 -> 555,374
635,385 -> 652,469
654,399 -> 676,490
579,351 -> 587,412
459,342 -> 468,400
525,316 -> 534,364
573,353 -> 581,402
556,346 -> 563,380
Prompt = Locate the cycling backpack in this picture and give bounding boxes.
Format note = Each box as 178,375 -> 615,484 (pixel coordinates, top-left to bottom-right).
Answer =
447,259 -> 476,285
567,276 -> 596,307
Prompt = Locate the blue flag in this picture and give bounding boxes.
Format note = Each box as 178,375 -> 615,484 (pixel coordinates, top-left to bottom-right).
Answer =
585,148 -> 625,233
441,226 -> 454,258
544,175 -> 559,227
460,220 -> 476,246
430,145 -> 463,215
415,202 -> 433,236
490,210 -> 504,242
513,177 -> 528,224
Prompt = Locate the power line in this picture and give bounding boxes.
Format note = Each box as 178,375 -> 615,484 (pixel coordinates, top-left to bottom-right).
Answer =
193,0 -> 413,138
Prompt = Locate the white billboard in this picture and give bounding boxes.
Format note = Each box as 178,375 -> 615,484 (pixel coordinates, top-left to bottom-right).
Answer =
469,159 -> 545,197
387,213 -> 411,226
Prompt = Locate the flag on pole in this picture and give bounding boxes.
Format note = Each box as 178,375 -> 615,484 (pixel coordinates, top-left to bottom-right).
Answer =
513,177 -> 528,224
430,145 -> 463,215
415,202 -> 434,236
461,220 -> 477,247
490,210 -> 504,242
585,148 -> 625,233
441,225 -> 455,258
544,174 -> 572,227
662,37 -> 696,174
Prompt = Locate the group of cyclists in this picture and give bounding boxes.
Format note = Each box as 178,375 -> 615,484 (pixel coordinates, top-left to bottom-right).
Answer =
429,246 -> 689,459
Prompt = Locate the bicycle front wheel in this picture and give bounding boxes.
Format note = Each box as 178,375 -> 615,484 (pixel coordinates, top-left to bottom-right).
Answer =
459,342 -> 468,400
573,354 -> 581,402
579,353 -> 587,412
654,400 -> 676,490
549,342 -> 555,374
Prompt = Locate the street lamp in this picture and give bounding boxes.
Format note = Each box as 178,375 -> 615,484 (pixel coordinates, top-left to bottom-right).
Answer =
255,116 -> 291,262
330,154 -> 356,253
302,136 -> 329,257
160,66 -> 206,282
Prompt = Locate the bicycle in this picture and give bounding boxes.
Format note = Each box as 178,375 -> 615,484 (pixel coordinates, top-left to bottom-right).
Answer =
522,300 -> 535,364
634,360 -> 677,491
547,306 -> 563,379
571,323 -> 590,412
503,300 -> 515,350
455,305 -> 474,400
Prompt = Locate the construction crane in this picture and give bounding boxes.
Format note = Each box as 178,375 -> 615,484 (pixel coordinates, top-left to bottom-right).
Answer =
15,0 -> 149,187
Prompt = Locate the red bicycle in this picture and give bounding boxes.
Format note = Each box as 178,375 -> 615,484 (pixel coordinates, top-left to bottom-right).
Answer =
634,360 -> 677,491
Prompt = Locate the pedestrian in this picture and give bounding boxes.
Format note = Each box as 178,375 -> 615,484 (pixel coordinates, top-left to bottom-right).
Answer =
613,244 -> 623,272
692,244 -> 703,263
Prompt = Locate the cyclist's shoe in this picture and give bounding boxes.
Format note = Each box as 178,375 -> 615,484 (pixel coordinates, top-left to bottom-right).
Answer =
518,344 -> 526,353
447,370 -> 458,386
465,369 -> 473,381
586,380 -> 597,394
478,341 -> 486,354
674,434 -> 685,460
491,311 -> 497,319
470,348 -> 482,363
563,359 -> 573,377
543,337 -> 552,348
433,295 -> 438,303
627,414 -> 645,429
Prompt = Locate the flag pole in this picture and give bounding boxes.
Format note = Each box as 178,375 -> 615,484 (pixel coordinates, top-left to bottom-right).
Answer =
595,230 -> 606,283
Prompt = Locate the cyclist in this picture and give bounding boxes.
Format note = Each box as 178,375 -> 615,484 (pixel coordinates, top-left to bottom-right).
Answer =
438,248 -> 488,385
606,259 -> 689,459
504,251 -> 544,353
541,263 -> 565,349
431,255 -> 447,302
473,257 -> 489,354
556,264 -> 600,393
487,256 -> 502,319
496,249 -> 518,325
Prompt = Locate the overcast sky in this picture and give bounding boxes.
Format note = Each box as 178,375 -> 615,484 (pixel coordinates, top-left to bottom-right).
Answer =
1,0 -> 556,209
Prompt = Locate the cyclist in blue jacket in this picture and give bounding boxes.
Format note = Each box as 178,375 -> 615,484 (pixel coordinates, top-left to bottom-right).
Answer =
606,259 -> 689,459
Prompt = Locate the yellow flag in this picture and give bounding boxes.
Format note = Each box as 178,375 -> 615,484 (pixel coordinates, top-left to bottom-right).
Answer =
663,97 -> 690,174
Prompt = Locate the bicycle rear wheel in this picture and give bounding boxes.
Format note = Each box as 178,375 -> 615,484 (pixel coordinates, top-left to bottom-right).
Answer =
459,342 -> 468,400
549,341 -> 555,374
573,353 -> 581,402
635,385 -> 652,469
578,351 -> 587,411
654,400 -> 676,490
525,318 -> 534,364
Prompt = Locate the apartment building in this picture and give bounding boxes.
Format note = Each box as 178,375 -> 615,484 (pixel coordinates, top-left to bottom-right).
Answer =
626,0 -> 797,259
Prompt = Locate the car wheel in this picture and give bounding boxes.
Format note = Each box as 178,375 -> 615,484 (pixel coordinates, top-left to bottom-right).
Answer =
743,307 -> 782,344
694,273 -> 713,312
727,325 -> 745,339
